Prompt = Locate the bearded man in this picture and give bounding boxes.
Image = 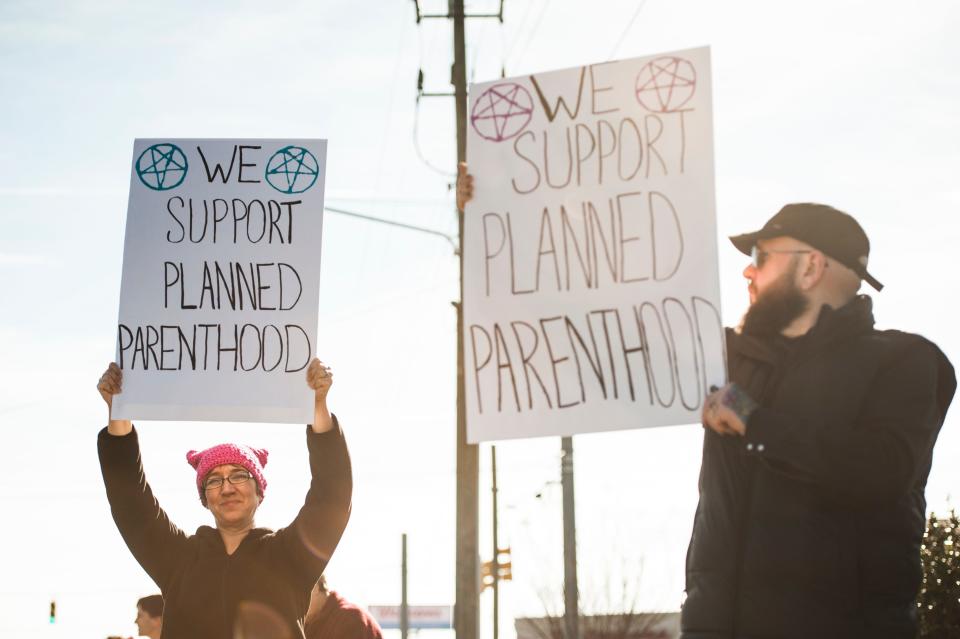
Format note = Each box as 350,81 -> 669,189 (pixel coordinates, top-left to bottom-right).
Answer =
684,203 -> 956,639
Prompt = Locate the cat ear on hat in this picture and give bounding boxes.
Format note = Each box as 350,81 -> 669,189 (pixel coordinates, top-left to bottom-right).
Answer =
252,448 -> 269,467
186,450 -> 203,469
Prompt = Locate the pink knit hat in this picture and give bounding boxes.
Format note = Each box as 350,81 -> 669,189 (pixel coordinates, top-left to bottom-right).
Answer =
186,443 -> 269,505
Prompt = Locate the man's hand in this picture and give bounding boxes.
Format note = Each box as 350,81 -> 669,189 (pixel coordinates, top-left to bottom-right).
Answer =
702,383 -> 757,437
456,162 -> 474,210
97,363 -> 132,435
306,357 -> 334,433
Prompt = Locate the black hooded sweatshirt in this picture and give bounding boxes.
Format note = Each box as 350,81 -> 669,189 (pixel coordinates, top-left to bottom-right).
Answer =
98,419 -> 352,639
681,296 -> 955,639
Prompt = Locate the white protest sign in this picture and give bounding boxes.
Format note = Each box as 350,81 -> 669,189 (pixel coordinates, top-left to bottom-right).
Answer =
464,47 -> 725,442
112,139 -> 327,424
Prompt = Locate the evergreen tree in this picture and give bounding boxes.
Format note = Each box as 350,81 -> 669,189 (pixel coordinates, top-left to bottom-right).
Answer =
918,509 -> 960,638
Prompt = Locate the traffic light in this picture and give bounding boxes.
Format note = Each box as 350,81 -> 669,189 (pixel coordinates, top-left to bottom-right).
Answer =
49,600 -> 56,624
480,547 -> 513,590
496,547 -> 512,581
481,560 -> 494,590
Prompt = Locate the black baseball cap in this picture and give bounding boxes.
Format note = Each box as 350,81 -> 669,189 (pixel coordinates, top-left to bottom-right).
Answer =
729,203 -> 884,291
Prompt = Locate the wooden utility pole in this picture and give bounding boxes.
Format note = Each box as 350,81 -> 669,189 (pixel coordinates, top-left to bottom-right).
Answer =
412,3 -> 504,638
451,1 -> 478,637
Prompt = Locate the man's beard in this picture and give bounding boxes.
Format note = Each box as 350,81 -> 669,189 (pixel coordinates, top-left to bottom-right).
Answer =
740,266 -> 809,337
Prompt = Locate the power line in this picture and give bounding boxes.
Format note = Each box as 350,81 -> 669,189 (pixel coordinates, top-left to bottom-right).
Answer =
609,0 -> 649,60
511,0 -> 549,68
412,96 -> 457,179
326,194 -> 448,205
0,399 -> 46,416
413,1 -> 456,178
325,205 -> 458,252
469,17 -> 492,82
502,0 -> 536,62
373,3 -> 414,194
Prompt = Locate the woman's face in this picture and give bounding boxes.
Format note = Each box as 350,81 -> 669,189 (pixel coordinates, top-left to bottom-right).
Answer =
203,463 -> 260,529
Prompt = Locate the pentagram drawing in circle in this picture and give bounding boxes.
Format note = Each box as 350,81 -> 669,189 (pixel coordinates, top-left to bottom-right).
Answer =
471,83 -> 534,143
635,56 -> 697,113
265,146 -> 320,194
136,143 -> 188,191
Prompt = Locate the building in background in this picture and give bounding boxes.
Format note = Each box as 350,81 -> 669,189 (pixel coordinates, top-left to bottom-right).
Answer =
515,613 -> 680,639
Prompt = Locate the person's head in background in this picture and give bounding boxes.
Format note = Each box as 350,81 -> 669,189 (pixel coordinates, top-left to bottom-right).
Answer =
306,575 -> 331,619
135,595 -> 163,639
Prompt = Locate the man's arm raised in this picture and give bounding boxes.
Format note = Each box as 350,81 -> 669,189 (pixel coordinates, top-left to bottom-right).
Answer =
306,357 -> 334,433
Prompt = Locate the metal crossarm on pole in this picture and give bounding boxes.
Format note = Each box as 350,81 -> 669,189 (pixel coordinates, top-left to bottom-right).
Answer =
412,0 -> 504,22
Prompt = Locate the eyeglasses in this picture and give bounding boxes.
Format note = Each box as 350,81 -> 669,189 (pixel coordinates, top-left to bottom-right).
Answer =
203,470 -> 253,491
751,245 -> 812,269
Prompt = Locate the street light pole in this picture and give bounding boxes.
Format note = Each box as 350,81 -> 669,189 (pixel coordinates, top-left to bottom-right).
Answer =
492,445 -> 500,639
401,533 -> 410,639
561,436 -> 579,639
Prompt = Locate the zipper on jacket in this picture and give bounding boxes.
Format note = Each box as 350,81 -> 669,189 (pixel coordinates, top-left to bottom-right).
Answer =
730,460 -> 758,638
728,340 -> 796,637
222,554 -> 231,637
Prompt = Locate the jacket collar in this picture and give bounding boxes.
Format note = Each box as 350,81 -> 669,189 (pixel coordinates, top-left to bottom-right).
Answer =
803,294 -> 875,344
195,525 -> 271,553
731,294 -> 875,363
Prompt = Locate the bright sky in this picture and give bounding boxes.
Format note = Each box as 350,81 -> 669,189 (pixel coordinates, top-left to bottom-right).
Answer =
2,1 -> 959,637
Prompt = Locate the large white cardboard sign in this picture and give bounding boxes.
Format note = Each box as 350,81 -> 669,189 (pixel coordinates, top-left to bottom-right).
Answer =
464,47 -> 725,442
113,139 -> 327,424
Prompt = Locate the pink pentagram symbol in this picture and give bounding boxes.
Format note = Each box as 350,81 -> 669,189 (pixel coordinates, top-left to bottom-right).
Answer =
471,83 -> 534,143
635,56 -> 697,113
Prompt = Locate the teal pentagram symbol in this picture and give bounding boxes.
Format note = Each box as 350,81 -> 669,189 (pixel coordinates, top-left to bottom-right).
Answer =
265,146 -> 319,194
136,143 -> 188,191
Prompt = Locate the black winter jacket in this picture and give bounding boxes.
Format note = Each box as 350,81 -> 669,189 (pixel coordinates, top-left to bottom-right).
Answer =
98,420 -> 352,639
681,296 -> 955,639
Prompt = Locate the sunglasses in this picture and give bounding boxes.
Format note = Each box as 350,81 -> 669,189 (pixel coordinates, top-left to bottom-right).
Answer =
751,245 -> 812,269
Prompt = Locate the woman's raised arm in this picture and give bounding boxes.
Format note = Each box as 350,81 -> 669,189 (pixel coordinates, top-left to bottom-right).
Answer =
97,362 -> 132,436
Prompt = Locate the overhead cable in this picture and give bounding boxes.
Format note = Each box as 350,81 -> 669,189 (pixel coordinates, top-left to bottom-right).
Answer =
609,0 -> 650,60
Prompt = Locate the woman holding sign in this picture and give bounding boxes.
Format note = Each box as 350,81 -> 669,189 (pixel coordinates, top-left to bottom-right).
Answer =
96,358 -> 351,639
